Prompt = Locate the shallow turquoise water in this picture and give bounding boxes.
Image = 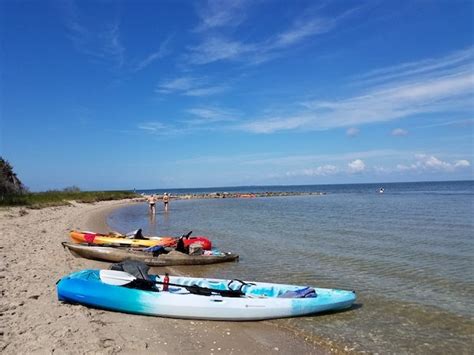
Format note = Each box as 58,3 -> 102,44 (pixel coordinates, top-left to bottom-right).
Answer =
109,181 -> 474,353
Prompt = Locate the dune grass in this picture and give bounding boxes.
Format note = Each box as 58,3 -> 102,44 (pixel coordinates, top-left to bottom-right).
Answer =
0,190 -> 138,208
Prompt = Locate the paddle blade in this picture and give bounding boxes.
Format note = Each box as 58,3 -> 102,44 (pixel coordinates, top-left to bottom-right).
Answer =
100,270 -> 136,286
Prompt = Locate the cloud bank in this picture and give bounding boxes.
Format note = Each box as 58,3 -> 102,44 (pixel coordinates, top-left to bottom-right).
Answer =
238,48 -> 474,133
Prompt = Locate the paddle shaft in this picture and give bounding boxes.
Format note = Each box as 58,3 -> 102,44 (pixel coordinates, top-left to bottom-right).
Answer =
153,278 -> 243,297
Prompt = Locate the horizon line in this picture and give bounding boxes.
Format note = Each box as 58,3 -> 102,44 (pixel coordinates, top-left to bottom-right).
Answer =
121,179 -> 474,193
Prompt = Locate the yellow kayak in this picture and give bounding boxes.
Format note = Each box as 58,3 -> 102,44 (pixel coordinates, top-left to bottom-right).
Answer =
69,230 -> 176,247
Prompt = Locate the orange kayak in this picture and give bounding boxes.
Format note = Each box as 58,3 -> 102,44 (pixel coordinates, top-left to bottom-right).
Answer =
69,230 -> 176,247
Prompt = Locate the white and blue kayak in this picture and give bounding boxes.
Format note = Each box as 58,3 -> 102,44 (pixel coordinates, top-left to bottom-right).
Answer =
56,269 -> 357,321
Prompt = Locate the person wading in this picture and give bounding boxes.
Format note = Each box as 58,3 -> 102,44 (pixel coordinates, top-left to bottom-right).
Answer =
163,192 -> 170,212
147,194 -> 157,215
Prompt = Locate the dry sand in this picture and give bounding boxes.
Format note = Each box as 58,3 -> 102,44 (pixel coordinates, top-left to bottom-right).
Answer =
0,200 -> 328,354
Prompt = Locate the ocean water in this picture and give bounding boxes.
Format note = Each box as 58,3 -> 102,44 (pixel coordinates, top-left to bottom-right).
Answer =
109,181 -> 474,353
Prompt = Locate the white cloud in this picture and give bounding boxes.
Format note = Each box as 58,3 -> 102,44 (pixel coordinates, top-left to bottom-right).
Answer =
195,0 -> 249,31
185,85 -> 228,97
353,46 -> 474,86
134,37 -> 172,72
348,159 -> 365,173
373,166 -> 391,174
396,154 -> 471,172
187,37 -> 255,65
242,115 -> 312,134
185,106 -> 237,124
239,48 -> 474,133
138,108 -> 238,135
417,118 -> 474,129
243,149 -> 405,166
272,17 -> 336,48
346,127 -> 360,137
138,122 -> 168,132
286,165 -> 338,177
454,160 -> 471,168
156,76 -> 226,96
391,128 -> 408,136
418,154 -> 451,170
157,77 -> 198,92
137,121 -> 196,137
172,150 -> 471,181
60,1 -> 124,68
187,6 -> 360,65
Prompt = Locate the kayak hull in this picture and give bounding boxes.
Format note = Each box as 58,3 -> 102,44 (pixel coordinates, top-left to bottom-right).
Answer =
62,242 -> 239,266
57,270 -> 356,321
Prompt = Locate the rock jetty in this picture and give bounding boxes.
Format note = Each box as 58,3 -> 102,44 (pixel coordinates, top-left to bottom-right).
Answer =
167,191 -> 326,200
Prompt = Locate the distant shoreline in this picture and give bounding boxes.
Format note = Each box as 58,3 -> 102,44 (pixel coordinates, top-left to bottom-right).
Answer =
133,180 -> 473,198
135,179 -> 473,194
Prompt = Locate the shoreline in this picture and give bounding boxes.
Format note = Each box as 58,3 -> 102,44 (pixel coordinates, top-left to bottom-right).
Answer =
0,199 -> 330,354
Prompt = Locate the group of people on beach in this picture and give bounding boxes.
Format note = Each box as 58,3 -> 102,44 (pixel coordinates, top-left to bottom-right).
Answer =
146,193 -> 169,214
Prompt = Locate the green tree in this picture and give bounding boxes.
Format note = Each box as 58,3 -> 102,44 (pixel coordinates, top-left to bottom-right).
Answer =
0,157 -> 26,198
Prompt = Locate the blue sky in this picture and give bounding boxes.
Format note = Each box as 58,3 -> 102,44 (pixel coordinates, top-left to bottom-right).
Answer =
1,0 -> 473,191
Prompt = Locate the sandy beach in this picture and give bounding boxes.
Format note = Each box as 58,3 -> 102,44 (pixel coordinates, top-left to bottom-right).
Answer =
0,200 -> 328,354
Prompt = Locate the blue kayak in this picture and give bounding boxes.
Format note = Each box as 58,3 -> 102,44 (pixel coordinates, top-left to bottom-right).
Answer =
57,269 -> 357,321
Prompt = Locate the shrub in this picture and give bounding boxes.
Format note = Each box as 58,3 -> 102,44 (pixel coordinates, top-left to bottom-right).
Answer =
0,157 -> 27,200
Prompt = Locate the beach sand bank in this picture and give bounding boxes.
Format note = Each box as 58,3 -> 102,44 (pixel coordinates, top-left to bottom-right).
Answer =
0,200 -> 328,354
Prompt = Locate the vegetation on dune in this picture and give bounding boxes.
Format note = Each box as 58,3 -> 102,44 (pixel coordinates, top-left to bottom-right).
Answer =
0,157 -> 138,207
1,157 -> 27,196
1,157 -> 28,205
15,189 -> 139,208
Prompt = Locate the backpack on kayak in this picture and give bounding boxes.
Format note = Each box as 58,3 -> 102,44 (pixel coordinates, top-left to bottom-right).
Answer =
144,245 -> 167,256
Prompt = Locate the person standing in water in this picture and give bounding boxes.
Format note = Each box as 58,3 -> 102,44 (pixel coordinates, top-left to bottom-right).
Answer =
147,194 -> 157,215
163,192 -> 170,212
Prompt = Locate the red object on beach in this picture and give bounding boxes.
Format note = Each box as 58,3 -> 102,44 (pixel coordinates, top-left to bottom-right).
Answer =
184,236 -> 212,250
84,233 -> 96,243
163,274 -> 169,291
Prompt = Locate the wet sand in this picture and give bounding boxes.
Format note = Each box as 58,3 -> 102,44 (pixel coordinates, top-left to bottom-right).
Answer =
0,200 -> 328,354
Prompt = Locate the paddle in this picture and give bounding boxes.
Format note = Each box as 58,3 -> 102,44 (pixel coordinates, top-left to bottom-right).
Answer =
99,270 -> 244,298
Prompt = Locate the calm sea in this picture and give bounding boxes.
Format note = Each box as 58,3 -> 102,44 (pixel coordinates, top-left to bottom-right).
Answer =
109,181 -> 474,353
